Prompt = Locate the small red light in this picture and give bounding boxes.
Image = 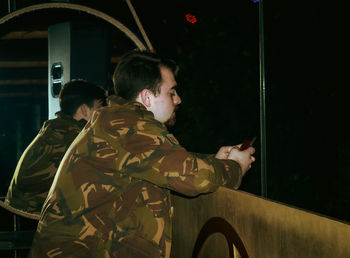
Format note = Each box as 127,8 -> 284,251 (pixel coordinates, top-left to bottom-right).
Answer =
185,13 -> 197,24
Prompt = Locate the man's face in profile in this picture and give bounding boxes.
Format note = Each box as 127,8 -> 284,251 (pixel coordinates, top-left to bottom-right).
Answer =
148,66 -> 182,127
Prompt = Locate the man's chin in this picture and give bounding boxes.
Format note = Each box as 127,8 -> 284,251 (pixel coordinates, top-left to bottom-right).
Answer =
165,117 -> 176,128
165,114 -> 176,128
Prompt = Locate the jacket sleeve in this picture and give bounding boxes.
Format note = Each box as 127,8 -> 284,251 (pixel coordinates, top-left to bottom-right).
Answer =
108,113 -> 243,197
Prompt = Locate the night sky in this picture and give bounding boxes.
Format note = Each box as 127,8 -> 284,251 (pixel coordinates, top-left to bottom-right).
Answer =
0,0 -> 349,222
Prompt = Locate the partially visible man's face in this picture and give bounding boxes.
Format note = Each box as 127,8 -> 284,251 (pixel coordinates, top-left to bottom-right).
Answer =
86,99 -> 104,120
149,66 -> 181,126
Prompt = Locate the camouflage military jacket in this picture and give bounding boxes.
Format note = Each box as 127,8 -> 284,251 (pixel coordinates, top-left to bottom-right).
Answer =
30,95 -> 242,258
5,112 -> 86,214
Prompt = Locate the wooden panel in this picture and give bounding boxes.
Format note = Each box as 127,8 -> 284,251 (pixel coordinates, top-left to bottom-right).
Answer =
171,188 -> 350,258
0,30 -> 47,39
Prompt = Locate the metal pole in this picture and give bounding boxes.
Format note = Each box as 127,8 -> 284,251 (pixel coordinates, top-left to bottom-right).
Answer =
8,0 -> 16,13
259,0 -> 267,197
16,119 -> 22,161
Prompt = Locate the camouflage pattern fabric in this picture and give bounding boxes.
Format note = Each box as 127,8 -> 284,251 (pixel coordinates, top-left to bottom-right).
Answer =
29,95 -> 242,258
5,112 -> 86,215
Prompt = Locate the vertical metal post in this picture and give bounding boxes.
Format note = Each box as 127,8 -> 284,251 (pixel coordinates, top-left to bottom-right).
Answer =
259,0 -> 267,197
16,119 -> 22,161
14,214 -> 20,258
8,0 -> 16,13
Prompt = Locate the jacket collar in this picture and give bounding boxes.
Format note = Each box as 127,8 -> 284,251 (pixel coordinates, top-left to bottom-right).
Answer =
107,94 -> 146,110
55,111 -> 86,128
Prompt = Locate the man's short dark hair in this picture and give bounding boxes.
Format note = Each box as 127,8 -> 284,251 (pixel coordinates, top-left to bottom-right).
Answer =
112,50 -> 179,101
59,79 -> 106,116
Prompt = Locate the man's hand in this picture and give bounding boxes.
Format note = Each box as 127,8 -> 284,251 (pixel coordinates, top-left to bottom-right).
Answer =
216,145 -> 255,175
228,146 -> 255,175
215,146 -> 234,159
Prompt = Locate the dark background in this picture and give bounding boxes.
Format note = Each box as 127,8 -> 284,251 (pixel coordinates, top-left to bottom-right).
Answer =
0,0 -> 349,223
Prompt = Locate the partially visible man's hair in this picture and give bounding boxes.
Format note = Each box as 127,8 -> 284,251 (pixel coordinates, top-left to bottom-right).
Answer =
113,50 -> 179,101
59,79 -> 106,116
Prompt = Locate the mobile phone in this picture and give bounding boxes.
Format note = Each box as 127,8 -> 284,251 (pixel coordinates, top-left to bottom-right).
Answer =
240,136 -> 256,151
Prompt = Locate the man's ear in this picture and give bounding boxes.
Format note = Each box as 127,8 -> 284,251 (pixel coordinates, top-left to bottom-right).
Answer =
73,104 -> 89,121
139,89 -> 153,108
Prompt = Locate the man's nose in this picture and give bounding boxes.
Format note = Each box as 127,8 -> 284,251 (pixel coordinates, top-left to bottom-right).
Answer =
174,94 -> 181,105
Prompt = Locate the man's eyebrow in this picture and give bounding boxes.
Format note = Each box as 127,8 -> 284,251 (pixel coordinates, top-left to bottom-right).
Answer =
171,84 -> 178,90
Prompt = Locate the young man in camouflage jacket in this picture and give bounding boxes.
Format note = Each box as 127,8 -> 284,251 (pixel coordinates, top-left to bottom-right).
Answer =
29,51 -> 255,257
5,79 -> 106,215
